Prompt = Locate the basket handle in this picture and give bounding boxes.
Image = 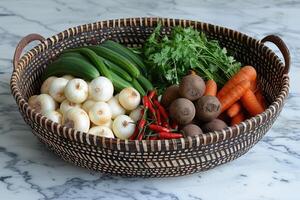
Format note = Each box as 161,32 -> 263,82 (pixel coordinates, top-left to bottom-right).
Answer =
13,33 -> 45,69
261,35 -> 290,74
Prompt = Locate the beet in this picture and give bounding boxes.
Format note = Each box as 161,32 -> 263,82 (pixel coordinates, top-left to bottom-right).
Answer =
202,119 -> 227,133
182,124 -> 203,137
195,96 -> 221,122
161,85 -> 180,107
179,73 -> 205,101
169,98 -> 195,125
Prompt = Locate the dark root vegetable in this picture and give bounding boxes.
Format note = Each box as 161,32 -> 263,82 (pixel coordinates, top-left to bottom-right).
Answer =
179,73 -> 205,101
169,98 -> 195,125
196,96 -> 221,122
161,85 -> 180,107
182,124 -> 203,137
202,119 -> 227,133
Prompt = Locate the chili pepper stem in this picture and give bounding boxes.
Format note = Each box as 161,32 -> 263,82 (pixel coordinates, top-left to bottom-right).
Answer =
148,90 -> 157,100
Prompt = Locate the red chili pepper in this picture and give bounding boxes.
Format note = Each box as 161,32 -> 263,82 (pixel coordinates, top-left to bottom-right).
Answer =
155,109 -> 161,125
162,121 -> 169,128
140,108 -> 144,115
143,96 -> 150,109
137,130 -> 145,140
149,124 -> 170,132
137,118 -> 147,140
149,136 -> 158,140
170,120 -> 178,129
158,132 -> 183,139
138,119 -> 146,129
149,108 -> 156,120
130,127 -> 139,140
148,90 -> 157,100
130,107 -> 147,140
153,100 -> 169,120
148,104 -> 156,116
130,118 -> 146,140
145,96 -> 157,121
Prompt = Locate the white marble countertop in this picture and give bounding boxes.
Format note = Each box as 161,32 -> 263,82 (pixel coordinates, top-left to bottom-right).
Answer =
0,0 -> 299,199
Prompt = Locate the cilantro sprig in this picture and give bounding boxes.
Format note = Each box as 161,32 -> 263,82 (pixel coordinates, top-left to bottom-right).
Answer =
143,24 -> 241,88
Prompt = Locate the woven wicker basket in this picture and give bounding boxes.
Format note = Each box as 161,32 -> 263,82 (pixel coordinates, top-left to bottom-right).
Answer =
10,17 -> 290,177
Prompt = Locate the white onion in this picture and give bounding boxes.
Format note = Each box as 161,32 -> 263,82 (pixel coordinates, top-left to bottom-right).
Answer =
88,76 -> 114,102
114,94 -> 120,101
28,94 -> 57,114
63,108 -> 90,132
49,77 -> 69,103
112,115 -> 135,139
41,76 -> 57,94
60,99 -> 81,114
107,96 -> 126,119
119,87 -> 141,111
43,110 -> 62,124
56,109 -> 63,115
129,106 -> 142,122
100,119 -> 113,129
62,75 -> 74,81
92,119 -> 113,129
88,126 -> 114,138
89,102 -> 112,125
64,78 -> 88,103
81,99 -> 96,113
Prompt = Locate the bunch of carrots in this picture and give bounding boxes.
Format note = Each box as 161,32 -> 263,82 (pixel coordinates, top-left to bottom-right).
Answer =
204,65 -> 266,126
130,90 -> 182,140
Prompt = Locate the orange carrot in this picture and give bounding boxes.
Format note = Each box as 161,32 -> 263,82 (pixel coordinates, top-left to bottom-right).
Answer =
255,89 -> 266,110
231,112 -> 246,126
241,89 -> 264,116
220,80 -> 250,113
204,79 -> 217,96
250,80 -> 257,92
227,102 -> 242,118
217,66 -> 257,99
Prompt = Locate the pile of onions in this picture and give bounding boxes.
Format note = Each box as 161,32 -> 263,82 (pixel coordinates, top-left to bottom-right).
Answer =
29,75 -> 142,139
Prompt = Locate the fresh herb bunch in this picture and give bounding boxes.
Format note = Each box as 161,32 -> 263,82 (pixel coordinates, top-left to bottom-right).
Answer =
143,23 -> 241,87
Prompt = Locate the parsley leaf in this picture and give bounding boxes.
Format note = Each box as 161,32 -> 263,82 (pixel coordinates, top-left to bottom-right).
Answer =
143,24 -> 241,88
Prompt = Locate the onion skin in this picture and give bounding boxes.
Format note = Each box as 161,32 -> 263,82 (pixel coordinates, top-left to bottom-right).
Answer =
41,76 -> 57,94
88,76 -> 114,102
112,115 -> 135,139
62,75 -> 74,81
29,94 -> 57,114
88,126 -> 115,138
60,99 -> 81,114
107,96 -> 126,119
89,102 -> 112,125
64,78 -> 88,103
43,110 -> 62,124
129,106 -> 142,122
99,119 -> 113,129
119,87 -> 141,111
82,99 -> 96,113
63,108 -> 90,132
49,77 -> 69,103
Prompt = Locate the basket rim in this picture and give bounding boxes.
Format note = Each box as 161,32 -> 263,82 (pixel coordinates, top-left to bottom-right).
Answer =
10,17 -> 290,152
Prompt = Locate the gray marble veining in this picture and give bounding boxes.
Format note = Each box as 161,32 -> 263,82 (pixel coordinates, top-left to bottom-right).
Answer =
0,0 -> 299,199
